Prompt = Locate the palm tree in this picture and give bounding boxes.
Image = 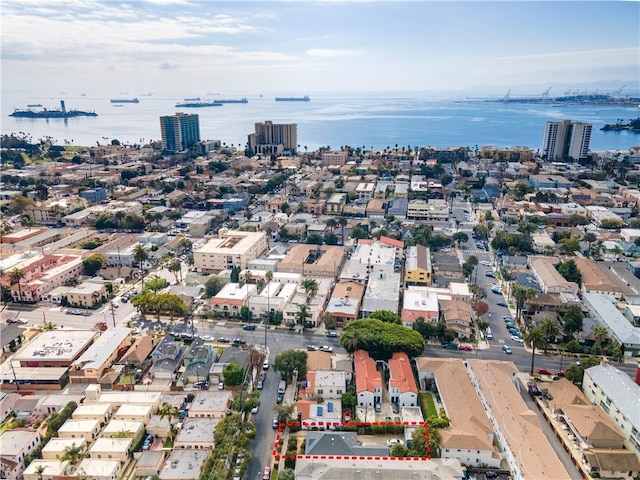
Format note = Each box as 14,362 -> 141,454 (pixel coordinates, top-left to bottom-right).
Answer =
43,321 -> 57,330
592,325 -> 610,354
168,259 -> 182,284
158,402 -> 179,425
296,303 -> 311,327
512,285 -> 536,323
539,316 -> 561,353
338,217 -> 348,244
265,270 -> 273,285
583,232 -> 597,257
60,443 -> 86,471
301,279 -> 319,304
524,326 -> 547,375
34,464 -> 47,480
113,429 -> 133,438
9,268 -> 25,304
133,244 -> 149,289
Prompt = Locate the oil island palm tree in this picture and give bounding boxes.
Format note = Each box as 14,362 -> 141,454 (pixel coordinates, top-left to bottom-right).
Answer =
9,268 -> 25,304
524,326 -> 547,375
133,244 -> 149,289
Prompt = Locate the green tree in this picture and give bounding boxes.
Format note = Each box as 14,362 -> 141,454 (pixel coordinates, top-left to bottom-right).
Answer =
559,237 -> 581,254
350,226 -> 367,240
158,402 -> 179,424
168,259 -> 182,284
524,326 -> 547,375
9,268 -> 26,304
558,306 -> 584,337
43,321 -> 57,330
205,275 -> 227,298
144,277 -> 168,294
539,316 -> 561,352
592,325 -> 610,353
556,259 -> 582,287
273,403 -> 296,424
583,232 -> 597,256
273,350 -> 308,382
133,244 -> 149,288
296,303 -> 311,326
512,284 -> 536,322
340,318 -> 425,358
82,254 -> 104,276
323,232 -> 339,245
390,444 -> 409,457
113,429 -> 133,438
369,310 -> 402,325
223,364 -> 245,386
452,232 -> 468,246
278,469 -> 296,480
305,233 -> 324,245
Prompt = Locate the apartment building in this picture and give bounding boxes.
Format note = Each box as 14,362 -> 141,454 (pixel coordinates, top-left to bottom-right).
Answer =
404,245 -> 432,285
529,256 -> 579,294
541,119 -> 592,161
13,329 -> 97,368
407,199 -> 449,220
325,281 -> 365,327
247,120 -> 297,155
194,230 -> 268,273
354,350 -> 382,407
417,358 -> 501,468
3,253 -> 83,303
70,327 -> 133,383
388,352 -> 418,407
160,113 -> 200,152
0,430 -> 41,480
66,281 -> 109,308
583,293 -> 640,355
324,193 -> 347,215
583,364 -> 640,459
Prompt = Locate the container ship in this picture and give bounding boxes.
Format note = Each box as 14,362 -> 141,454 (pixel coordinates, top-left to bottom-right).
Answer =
174,100 -> 223,108
9,100 -> 97,118
110,98 -> 139,103
214,98 -> 248,104
275,95 -> 310,102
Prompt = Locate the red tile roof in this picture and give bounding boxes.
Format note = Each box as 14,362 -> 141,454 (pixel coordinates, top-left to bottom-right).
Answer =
389,352 -> 418,394
354,349 -> 381,393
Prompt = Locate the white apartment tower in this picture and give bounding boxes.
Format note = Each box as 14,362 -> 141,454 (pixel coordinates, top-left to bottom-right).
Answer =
541,119 -> 592,160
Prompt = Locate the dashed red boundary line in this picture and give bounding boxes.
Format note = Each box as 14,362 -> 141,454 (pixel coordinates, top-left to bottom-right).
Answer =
272,421 -> 432,461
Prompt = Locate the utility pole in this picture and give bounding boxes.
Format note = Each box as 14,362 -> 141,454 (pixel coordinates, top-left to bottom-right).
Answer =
110,303 -> 116,328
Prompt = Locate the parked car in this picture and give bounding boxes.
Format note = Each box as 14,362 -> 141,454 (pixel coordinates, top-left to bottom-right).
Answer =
232,338 -> 246,346
272,417 -> 280,429
386,438 -> 404,447
537,367 -> 552,376
392,403 -> 400,414
320,345 -> 333,352
486,472 -> 499,479
307,344 -> 319,351
218,382 -> 224,390
441,342 -> 458,350
262,467 -> 271,480
502,345 -> 512,354
250,405 -> 259,414
496,302 -> 508,307
263,361 -> 269,370
218,337 -> 230,343
242,324 -> 256,331
481,261 -> 491,266
511,335 -> 523,343
70,309 -> 83,315
8,317 -> 28,324
256,380 -> 264,390
326,331 -> 338,338
458,344 -> 473,351
485,271 -> 495,278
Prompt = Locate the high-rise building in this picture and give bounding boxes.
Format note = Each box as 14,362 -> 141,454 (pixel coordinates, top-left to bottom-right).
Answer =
160,113 -> 201,152
541,119 -> 592,160
247,121 -> 297,155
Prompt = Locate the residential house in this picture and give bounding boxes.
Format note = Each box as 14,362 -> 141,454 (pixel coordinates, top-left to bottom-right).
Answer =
401,287 -> 439,327
353,350 -> 382,408
404,245 -> 432,286
388,352 -> 418,407
325,281 -> 365,327
0,430 -> 41,480
440,300 -> 473,339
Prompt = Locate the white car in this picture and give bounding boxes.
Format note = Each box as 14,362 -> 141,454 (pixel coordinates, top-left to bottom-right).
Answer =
386,438 -> 404,447
481,261 -> 491,266
250,405 -> 259,414
511,335 -> 523,343
8,318 -> 28,324
320,345 -> 333,353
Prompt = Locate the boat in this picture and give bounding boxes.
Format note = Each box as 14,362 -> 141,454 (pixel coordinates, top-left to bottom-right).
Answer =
110,98 -> 139,103
174,101 -> 223,108
275,95 -> 310,102
214,97 -> 248,104
184,97 -> 201,101
9,100 -> 97,118
141,92 -> 153,96
112,104 -> 123,107
27,104 -> 42,107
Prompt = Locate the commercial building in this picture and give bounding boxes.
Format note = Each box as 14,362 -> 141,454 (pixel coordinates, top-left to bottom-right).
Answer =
278,244 -> 345,278
160,113 -> 200,152
247,120 -> 297,155
541,119 -> 592,160
70,327 -> 132,383
13,329 -> 97,368
583,364 -> 640,458
407,199 -> 449,220
194,229 -> 268,273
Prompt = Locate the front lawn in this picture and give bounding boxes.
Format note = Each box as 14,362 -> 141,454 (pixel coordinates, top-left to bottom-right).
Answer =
419,392 -> 437,419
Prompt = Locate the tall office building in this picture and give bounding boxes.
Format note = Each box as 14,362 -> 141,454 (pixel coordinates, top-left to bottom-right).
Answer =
160,113 -> 201,152
541,119 -> 592,160
247,120 -> 297,155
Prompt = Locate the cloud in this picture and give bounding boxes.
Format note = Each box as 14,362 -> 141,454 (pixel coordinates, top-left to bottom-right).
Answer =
305,48 -> 362,57
159,61 -> 179,70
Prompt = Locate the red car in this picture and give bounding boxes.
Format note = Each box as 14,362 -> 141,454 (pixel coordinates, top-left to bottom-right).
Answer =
458,344 -> 473,351
537,367 -> 552,375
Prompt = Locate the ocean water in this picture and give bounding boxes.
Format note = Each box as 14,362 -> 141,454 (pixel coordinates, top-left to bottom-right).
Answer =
2,91 -> 639,152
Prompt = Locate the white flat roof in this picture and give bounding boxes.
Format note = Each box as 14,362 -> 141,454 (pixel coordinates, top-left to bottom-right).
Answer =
14,330 -> 96,363
90,437 -> 132,453
73,327 -> 131,371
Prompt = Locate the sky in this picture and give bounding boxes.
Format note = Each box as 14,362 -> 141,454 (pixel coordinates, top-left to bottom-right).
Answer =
1,0 -> 639,96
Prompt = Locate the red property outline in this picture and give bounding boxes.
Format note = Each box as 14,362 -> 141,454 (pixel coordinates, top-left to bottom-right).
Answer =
272,420 -> 432,461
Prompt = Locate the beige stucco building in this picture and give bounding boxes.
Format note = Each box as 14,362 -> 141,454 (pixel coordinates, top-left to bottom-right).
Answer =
194,229 -> 268,273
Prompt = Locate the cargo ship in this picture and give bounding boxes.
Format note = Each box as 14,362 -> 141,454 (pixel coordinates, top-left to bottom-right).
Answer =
9,100 -> 97,118
275,95 -> 310,102
174,101 -> 223,108
110,98 -> 139,103
214,97 -> 248,104
184,97 -> 201,101
27,104 -> 42,108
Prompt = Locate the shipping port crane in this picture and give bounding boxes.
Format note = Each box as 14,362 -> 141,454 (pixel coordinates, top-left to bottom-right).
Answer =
541,87 -> 551,100
613,85 -> 625,97
502,88 -> 511,103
